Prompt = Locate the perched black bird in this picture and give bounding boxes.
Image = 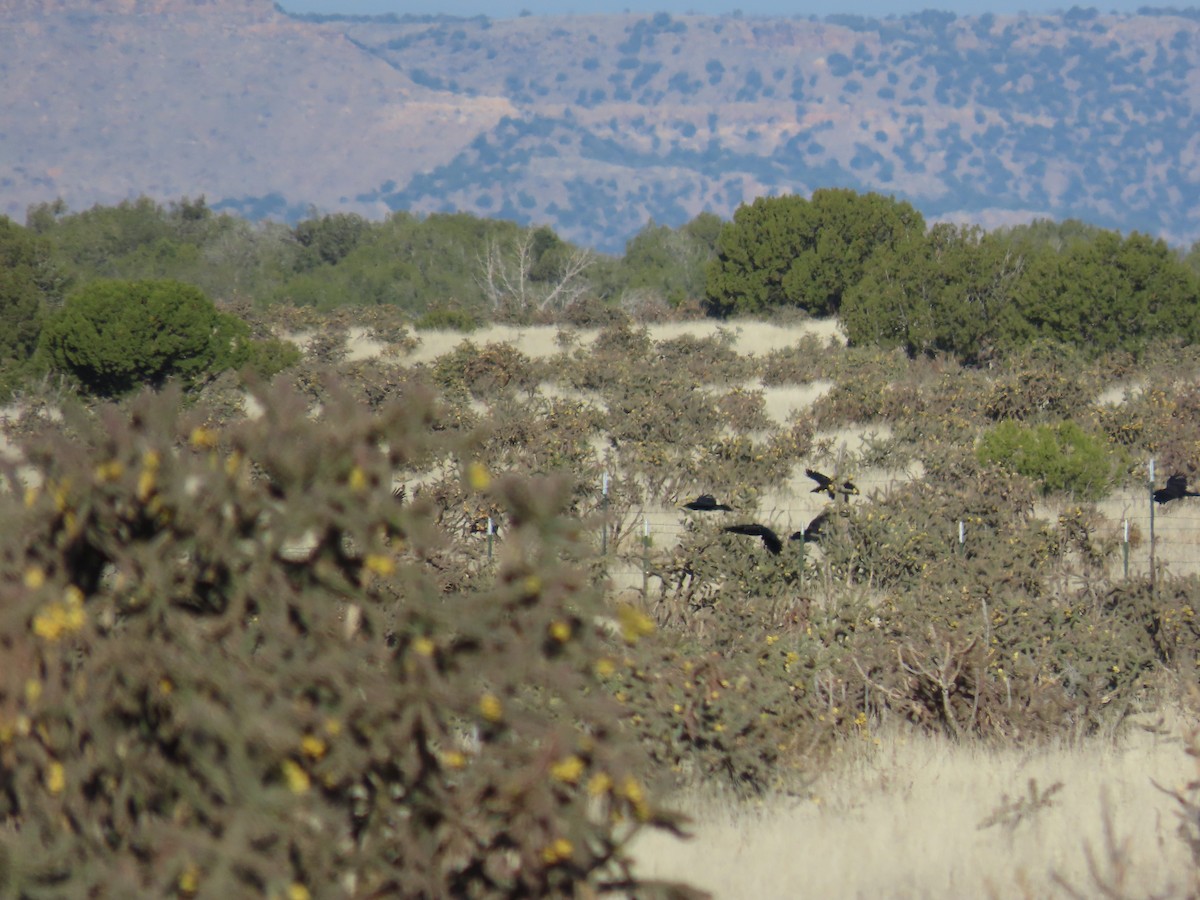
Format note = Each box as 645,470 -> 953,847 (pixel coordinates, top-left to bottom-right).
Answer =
1154,473 -> 1200,505
805,468 -> 859,501
682,493 -> 733,512
724,513 -> 828,555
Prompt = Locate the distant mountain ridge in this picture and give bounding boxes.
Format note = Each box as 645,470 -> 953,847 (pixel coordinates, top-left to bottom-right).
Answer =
3,2 -> 1200,252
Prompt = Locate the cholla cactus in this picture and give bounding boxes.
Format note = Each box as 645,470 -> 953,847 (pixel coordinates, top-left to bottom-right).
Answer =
0,380 -> 692,898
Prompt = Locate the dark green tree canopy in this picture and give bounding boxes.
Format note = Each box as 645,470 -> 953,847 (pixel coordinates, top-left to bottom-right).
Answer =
704,189 -> 925,317
842,223 -> 1028,363
843,223 -> 1200,362
0,216 -> 65,365
1013,230 -> 1200,358
39,279 -> 250,396
293,212 -> 369,269
611,217 -> 716,307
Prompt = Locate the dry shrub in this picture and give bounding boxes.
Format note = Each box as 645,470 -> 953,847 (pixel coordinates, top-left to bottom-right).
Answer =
481,393 -> 605,478
559,296 -> 630,329
715,387 -> 770,433
653,331 -> 754,385
431,340 -> 538,400
758,333 -> 842,385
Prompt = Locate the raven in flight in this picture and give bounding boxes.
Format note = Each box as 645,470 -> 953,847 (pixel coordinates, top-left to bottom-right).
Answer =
805,468 -> 859,501
682,493 -> 733,512
800,510 -> 829,543
724,512 -> 829,555
1154,473 -> 1200,505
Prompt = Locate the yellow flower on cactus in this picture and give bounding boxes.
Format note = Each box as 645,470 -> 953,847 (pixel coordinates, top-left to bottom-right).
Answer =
45,761 -> 65,795
63,586 -> 85,631
24,567 -> 45,590
550,755 -> 586,784
364,554 -> 395,577
348,465 -> 367,493
93,459 -> 125,483
587,772 -> 613,797
479,692 -> 503,723
287,885 -> 311,900
281,759 -> 310,794
189,426 -> 218,450
33,608 -> 67,642
300,735 -> 327,760
548,620 -> 572,643
466,461 -> 491,491
412,636 -> 435,657
179,862 -> 200,895
615,603 -> 655,644
541,838 -> 574,865
137,470 -> 156,502
619,776 -> 650,820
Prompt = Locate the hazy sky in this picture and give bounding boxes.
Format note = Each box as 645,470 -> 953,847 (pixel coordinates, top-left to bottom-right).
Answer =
278,1 -> 1200,18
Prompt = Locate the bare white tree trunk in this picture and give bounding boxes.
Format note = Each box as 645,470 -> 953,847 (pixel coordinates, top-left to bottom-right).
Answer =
476,230 -> 594,315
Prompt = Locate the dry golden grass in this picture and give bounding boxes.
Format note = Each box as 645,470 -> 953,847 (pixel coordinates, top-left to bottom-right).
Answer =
633,717 -> 1200,899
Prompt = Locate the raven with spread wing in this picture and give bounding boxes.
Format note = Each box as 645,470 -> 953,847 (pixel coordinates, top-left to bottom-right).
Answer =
724,512 -> 829,555
1154,473 -> 1200,505
805,468 -> 859,501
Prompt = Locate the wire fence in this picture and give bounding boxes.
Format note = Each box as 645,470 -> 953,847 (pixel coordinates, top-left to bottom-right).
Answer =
582,462 -> 1200,585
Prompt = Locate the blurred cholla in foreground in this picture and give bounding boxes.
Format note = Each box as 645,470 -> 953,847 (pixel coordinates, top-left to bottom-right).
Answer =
0,382 -> 693,898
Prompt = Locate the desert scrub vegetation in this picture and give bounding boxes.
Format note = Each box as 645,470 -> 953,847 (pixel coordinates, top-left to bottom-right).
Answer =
5,300 -> 1200,893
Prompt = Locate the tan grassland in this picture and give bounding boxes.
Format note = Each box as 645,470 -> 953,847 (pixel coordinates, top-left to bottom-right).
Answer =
632,719 -> 1199,899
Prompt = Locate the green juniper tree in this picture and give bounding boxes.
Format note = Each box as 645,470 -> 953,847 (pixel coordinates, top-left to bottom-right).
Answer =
39,279 -> 251,396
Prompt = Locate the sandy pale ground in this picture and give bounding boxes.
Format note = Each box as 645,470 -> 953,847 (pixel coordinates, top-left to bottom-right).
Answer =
632,721 -> 1200,899
395,318 -> 847,367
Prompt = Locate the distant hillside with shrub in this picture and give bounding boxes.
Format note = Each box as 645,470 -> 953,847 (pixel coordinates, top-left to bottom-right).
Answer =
6,2 -> 1200,251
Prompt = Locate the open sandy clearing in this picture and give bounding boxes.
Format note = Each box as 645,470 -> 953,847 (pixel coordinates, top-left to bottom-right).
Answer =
632,722 -> 1199,899
346,317 -> 847,367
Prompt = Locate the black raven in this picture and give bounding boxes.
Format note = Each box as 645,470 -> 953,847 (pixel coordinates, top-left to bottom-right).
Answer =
682,494 -> 733,512
805,468 -> 859,501
1154,473 -> 1200,505
800,510 -> 829,543
805,468 -> 835,497
723,523 -> 784,554
724,513 -> 828,555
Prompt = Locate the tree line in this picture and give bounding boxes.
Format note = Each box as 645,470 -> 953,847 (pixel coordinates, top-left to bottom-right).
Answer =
706,188 -> 1200,364
3,190 -> 1200,397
